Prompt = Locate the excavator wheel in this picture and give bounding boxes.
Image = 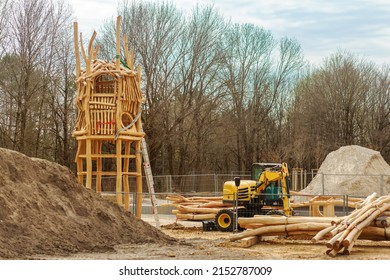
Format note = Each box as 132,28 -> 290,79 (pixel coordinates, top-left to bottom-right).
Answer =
266,210 -> 285,216
215,209 -> 235,232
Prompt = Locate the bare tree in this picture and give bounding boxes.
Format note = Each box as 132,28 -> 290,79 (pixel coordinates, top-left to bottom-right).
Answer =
288,51 -> 377,169
0,0 -> 9,55
0,0 -> 73,162
366,65 -> 390,158
219,23 -> 276,170
47,20 -> 76,167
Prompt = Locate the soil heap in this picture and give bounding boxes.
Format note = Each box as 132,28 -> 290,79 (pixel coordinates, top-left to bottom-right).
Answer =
0,148 -> 175,259
298,145 -> 390,198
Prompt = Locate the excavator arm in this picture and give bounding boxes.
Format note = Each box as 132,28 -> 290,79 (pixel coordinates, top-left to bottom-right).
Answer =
252,162 -> 292,216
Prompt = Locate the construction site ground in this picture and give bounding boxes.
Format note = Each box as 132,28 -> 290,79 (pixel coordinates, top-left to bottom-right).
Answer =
35,222 -> 390,260
2,147 -> 390,260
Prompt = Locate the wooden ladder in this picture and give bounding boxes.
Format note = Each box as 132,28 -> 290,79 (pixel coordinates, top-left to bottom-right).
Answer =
140,127 -> 160,228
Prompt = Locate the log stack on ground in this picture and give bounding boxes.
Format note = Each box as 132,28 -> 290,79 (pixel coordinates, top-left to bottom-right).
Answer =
229,192 -> 390,257
165,195 -> 232,221
230,216 -> 333,242
312,192 -> 390,256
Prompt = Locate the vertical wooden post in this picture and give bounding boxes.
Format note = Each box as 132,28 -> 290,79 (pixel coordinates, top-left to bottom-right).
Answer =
76,140 -> 84,185
116,78 -> 123,131
135,64 -> 143,218
116,139 -> 123,205
115,16 -> 121,70
135,140 -> 142,218
123,141 -> 131,211
96,140 -> 102,193
115,16 -> 123,208
86,139 -> 92,189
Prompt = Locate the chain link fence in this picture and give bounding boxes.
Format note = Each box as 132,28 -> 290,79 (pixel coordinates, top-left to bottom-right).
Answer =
92,172 -> 390,227
91,172 -> 390,195
106,192 -> 360,228
92,173 -> 251,193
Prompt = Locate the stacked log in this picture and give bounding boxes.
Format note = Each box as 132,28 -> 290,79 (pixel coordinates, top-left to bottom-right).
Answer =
165,195 -> 232,221
230,216 -> 333,242
230,193 -> 390,257
312,193 -> 390,256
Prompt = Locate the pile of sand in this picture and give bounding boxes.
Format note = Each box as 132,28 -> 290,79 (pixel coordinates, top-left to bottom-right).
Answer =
298,145 -> 390,198
0,148 -> 175,259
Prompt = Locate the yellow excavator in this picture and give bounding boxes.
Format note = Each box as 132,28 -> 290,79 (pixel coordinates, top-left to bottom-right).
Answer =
214,162 -> 293,231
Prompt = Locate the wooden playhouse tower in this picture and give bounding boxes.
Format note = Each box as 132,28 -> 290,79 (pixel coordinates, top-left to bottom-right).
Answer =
72,16 -> 144,217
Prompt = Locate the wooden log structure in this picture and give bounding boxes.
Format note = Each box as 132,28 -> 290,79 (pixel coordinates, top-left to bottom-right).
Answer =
72,16 -> 145,217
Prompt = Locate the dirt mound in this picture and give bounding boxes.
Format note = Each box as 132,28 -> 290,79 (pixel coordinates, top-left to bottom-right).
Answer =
0,148 -> 175,259
298,145 -> 390,198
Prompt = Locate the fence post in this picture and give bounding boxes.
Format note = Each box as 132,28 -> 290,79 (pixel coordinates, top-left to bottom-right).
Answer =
343,195 -> 349,216
300,169 -> 303,191
168,175 -> 172,193
292,168 -> 298,191
234,191 -> 238,232
132,192 -> 136,214
381,175 -> 384,196
214,174 -> 218,194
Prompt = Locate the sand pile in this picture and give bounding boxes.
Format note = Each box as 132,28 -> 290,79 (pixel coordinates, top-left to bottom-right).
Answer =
298,145 -> 390,198
0,148 -> 175,259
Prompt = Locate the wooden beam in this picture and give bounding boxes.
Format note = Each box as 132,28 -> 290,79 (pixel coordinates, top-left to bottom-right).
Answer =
123,141 -> 131,211
135,140 -> 142,218
85,139 -> 92,189
116,139 -> 123,206
115,16 -> 121,70
231,236 -> 259,248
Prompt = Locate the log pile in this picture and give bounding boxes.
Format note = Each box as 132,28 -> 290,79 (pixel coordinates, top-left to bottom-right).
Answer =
230,216 -> 334,242
312,192 -> 390,256
229,193 -> 390,257
165,195 -> 232,221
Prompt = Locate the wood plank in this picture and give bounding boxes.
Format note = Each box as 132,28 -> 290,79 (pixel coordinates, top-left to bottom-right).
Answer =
231,236 -> 259,248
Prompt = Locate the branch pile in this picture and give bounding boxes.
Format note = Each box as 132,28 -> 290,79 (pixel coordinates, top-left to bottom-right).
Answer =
165,195 -> 232,221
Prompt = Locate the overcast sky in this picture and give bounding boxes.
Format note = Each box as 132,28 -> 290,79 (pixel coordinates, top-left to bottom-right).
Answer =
67,0 -> 390,66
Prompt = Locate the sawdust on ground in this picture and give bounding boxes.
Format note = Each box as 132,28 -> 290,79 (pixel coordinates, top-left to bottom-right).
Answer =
47,224 -> 390,260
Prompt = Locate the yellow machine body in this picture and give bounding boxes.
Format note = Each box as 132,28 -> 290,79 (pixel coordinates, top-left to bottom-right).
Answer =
222,180 -> 257,203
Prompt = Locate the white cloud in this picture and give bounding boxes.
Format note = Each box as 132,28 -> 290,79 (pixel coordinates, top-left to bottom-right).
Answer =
68,0 -> 118,35
65,0 -> 390,65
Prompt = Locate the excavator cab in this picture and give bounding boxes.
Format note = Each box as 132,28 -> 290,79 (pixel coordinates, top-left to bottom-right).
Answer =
251,163 -> 284,205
